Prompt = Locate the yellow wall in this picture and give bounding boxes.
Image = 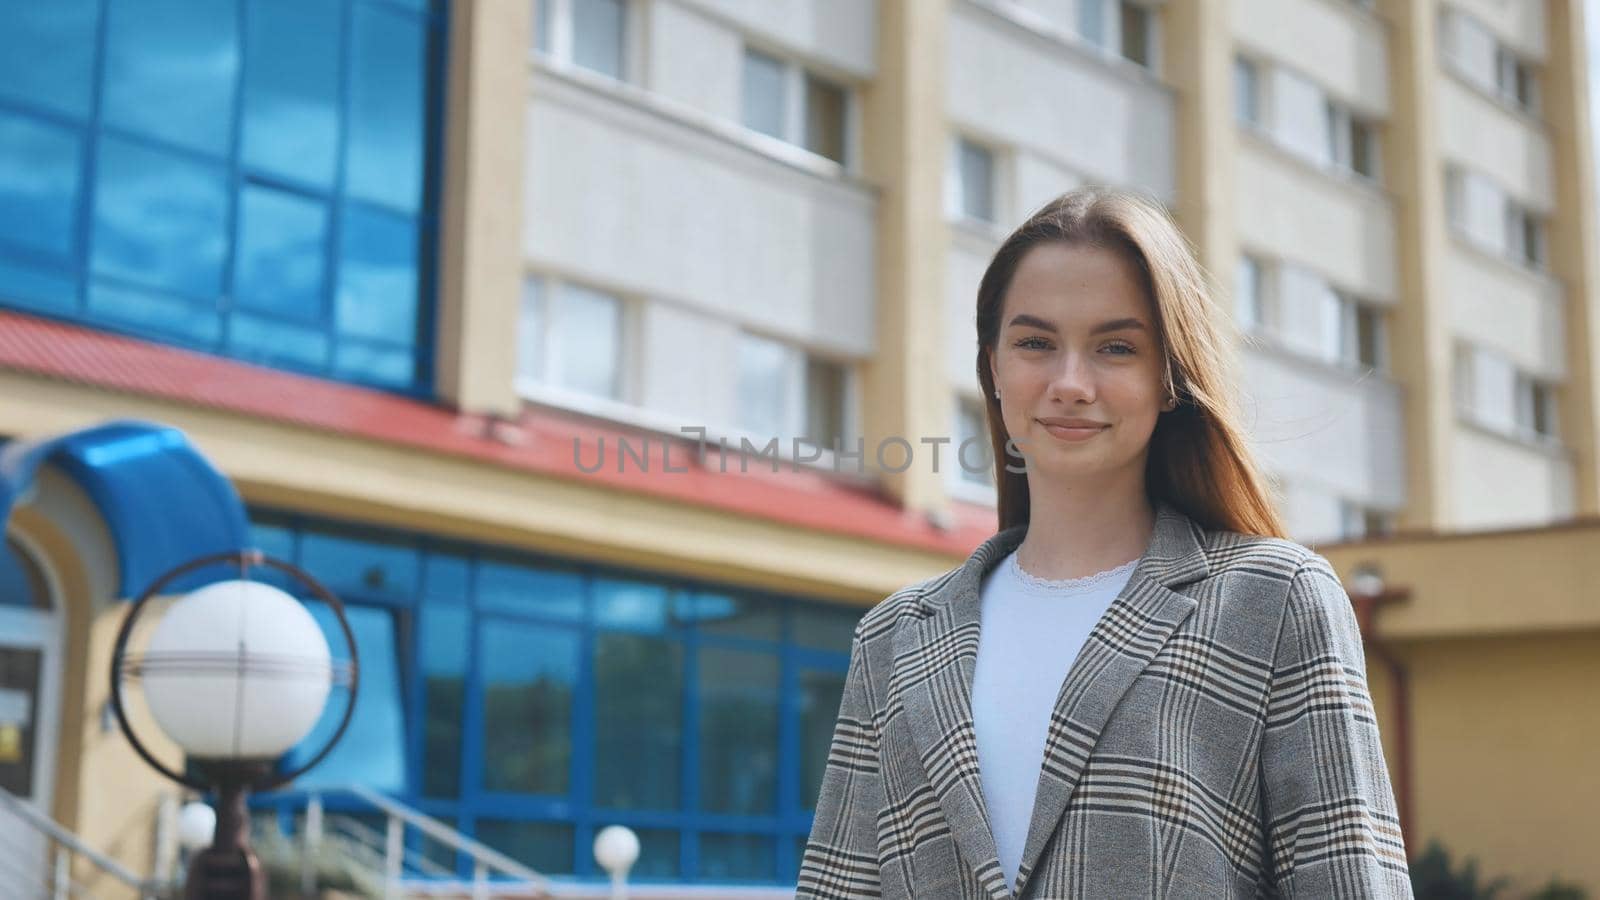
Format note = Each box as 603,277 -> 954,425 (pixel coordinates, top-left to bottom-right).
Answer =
1392,633 -> 1600,892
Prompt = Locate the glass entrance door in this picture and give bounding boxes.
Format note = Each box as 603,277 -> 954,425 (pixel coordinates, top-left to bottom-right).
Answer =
0,536 -> 62,896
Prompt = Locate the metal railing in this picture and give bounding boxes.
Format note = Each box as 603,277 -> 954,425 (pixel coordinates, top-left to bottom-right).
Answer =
0,786 -> 168,900
294,784 -> 552,900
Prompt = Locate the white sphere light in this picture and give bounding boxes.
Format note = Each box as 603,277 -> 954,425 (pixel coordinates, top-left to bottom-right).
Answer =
177,801 -> 216,851
593,825 -> 640,875
140,579 -> 332,759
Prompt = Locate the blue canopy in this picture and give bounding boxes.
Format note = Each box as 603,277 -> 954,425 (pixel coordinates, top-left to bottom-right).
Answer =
0,421 -> 250,599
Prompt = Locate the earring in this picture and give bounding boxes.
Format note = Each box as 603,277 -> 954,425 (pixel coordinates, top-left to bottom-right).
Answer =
1164,396 -> 1178,410
994,388 -> 1001,399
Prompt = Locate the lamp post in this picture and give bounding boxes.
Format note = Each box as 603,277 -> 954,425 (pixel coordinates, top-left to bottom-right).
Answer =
109,550 -> 358,900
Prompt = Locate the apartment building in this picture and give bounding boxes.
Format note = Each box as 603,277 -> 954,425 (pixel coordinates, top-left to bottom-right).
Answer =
0,0 -> 1596,894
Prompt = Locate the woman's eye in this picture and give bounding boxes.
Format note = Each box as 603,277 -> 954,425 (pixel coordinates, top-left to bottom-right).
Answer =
1102,342 -> 1136,355
1014,337 -> 1051,350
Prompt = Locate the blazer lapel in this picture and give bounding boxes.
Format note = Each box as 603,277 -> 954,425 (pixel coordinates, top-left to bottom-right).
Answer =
891,523 -> 1027,900
1009,503 -> 1209,897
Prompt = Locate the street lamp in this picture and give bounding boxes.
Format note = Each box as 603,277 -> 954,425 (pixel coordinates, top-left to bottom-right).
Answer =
110,550 -> 358,900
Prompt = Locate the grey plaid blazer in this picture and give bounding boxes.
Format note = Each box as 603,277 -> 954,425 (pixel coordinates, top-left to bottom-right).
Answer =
797,502 -> 1411,899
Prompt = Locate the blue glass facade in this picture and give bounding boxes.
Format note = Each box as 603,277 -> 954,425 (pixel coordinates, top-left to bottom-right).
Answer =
0,0 -> 444,393
249,510 -> 855,886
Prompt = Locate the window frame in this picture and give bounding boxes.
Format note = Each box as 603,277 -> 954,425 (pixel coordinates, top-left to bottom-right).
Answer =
532,0 -> 637,83
738,43 -> 856,170
735,330 -> 855,456
945,133 -> 1002,227
1233,55 -> 1264,130
516,273 -> 632,405
1325,99 -> 1381,181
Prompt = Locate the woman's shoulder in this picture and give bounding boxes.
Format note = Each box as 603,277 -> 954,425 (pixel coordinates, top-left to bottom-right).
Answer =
1194,526 -> 1333,584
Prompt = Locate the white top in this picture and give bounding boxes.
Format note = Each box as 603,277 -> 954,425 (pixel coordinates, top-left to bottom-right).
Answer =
972,548 -> 1139,892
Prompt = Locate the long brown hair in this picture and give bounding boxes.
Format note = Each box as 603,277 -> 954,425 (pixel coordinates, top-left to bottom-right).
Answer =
975,187 -> 1286,538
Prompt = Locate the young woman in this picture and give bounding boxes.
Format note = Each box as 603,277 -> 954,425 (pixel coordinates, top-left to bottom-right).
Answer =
798,188 -> 1410,899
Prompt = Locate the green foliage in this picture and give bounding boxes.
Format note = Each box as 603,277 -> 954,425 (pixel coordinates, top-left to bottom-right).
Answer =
1409,840 -> 1511,899
1526,879 -> 1589,900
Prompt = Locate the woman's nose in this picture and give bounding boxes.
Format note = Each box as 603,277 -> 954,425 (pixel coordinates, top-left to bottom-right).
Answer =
1047,351 -> 1096,403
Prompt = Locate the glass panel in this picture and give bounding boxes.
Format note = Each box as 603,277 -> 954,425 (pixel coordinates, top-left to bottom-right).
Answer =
738,333 -> 791,438
235,185 -> 328,321
86,280 -> 220,346
1234,256 -> 1261,330
287,604 -> 406,792
1233,57 -> 1258,125
242,0 -> 342,188
1118,2 -> 1151,67
0,112 -> 84,260
517,278 -> 544,382
419,602 -> 468,798
228,312 -> 331,372
552,283 -> 620,400
0,0 -> 99,117
798,668 -> 846,811
0,539 -> 48,610
533,0 -> 554,54
741,49 -> 786,140
474,819 -> 574,875
698,648 -> 778,814
0,256 -> 77,315
572,0 -> 626,79
480,618 -> 578,795
700,833 -> 775,881
630,828 -> 679,878
955,398 -> 991,487
683,592 -> 781,642
92,137 -> 229,298
299,526 -> 419,603
802,74 -> 846,164
346,4 -> 426,213
593,578 -> 669,631
0,647 -> 44,796
476,559 -> 584,621
957,139 -> 994,223
335,204 -> 420,344
791,603 -> 859,653
595,633 -> 682,809
101,0 -> 239,155
804,358 -> 846,449
332,339 -> 415,387
1078,0 -> 1107,47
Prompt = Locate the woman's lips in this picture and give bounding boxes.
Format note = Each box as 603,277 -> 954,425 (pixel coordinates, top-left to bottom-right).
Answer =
1040,422 -> 1108,442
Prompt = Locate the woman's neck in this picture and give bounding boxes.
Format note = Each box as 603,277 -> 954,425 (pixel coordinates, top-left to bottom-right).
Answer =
1016,486 -> 1157,582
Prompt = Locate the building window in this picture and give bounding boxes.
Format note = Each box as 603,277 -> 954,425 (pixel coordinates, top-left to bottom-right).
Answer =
533,0 -> 628,81
740,46 -> 851,166
248,510 -> 857,884
0,0 -> 443,393
947,136 -> 997,225
1235,255 -> 1267,333
1456,344 -> 1557,442
737,332 -> 850,451
1495,46 -> 1538,114
1326,101 -> 1379,180
952,394 -> 992,489
1516,376 -> 1558,439
1338,500 -> 1393,540
517,276 -> 626,402
1505,204 -> 1546,269
1079,1 -> 1157,70
1234,56 -> 1262,128
1340,298 -> 1386,372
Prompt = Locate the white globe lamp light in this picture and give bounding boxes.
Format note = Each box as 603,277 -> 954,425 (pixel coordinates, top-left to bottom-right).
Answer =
594,825 -> 640,899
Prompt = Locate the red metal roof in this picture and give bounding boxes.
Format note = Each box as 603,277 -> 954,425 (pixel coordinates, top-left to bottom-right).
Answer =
0,310 -> 998,556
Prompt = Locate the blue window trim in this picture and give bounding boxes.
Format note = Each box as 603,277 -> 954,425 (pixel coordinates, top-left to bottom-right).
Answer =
0,0 -> 447,399
248,507 -> 853,886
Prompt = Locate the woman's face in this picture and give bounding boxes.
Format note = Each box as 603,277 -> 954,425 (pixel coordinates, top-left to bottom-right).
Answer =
988,241 -> 1168,486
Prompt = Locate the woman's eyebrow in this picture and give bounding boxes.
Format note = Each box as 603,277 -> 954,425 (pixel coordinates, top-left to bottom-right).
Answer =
1006,314 -> 1148,335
